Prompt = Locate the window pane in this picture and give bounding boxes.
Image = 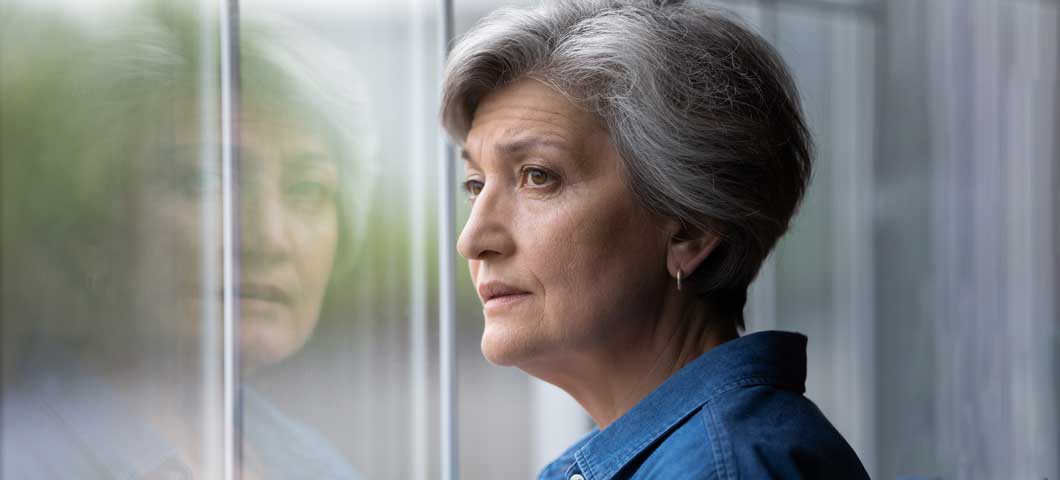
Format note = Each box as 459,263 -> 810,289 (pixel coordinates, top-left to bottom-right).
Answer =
872,0 -> 1059,478
2,2 -> 226,478
236,0 -> 442,478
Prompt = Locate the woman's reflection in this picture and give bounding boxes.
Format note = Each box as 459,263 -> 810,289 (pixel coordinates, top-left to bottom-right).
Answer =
1,4 -> 373,479
136,107 -> 343,370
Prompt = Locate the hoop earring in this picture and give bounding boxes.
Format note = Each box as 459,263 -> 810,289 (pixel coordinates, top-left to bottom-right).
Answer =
676,269 -> 683,291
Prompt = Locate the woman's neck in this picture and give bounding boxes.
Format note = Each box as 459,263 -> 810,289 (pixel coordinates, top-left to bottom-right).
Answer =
521,295 -> 738,429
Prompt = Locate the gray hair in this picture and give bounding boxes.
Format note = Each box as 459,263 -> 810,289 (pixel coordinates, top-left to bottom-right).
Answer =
441,0 -> 812,330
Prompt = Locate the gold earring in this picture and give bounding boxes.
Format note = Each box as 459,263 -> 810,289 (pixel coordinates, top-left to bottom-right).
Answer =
676,268 -> 683,291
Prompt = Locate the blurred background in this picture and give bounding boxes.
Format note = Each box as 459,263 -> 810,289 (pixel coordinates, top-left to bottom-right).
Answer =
1,0 -> 1056,479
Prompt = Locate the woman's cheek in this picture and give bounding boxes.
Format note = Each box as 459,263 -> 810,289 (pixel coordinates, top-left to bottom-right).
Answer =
293,210 -> 339,309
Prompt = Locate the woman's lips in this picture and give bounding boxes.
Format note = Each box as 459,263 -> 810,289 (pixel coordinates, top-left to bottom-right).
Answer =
239,297 -> 288,317
214,283 -> 294,317
477,281 -> 532,311
483,292 -> 532,310
239,283 -> 293,304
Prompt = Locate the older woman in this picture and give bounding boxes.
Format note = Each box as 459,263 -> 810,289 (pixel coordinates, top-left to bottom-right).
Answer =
442,1 -> 869,478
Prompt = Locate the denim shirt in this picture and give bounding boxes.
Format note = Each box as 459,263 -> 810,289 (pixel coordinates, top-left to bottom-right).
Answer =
538,331 -> 869,480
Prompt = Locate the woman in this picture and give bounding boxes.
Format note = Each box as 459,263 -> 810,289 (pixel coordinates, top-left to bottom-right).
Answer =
442,1 -> 869,478
1,4 -> 372,479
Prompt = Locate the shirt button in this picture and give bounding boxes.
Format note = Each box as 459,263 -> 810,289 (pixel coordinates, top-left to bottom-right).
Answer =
570,475 -> 585,480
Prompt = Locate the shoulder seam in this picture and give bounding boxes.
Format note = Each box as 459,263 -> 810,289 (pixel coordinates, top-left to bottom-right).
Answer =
700,403 -> 734,480
708,375 -> 803,400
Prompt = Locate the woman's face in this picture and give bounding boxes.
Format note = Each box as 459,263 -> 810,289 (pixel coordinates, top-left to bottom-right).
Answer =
459,79 -> 674,367
127,108 -> 339,370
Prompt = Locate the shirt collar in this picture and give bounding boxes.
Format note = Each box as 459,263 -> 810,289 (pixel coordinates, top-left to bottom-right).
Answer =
571,330 -> 808,480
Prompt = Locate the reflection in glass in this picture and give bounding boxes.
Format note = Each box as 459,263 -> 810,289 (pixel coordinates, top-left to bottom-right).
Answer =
239,1 -> 442,478
1,2 -> 374,478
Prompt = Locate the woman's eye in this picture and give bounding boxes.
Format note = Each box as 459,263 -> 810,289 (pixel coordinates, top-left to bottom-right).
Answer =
522,167 -> 554,187
285,180 -> 334,211
463,179 -> 484,198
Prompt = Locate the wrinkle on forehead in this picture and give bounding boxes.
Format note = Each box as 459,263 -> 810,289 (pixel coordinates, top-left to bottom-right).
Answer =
464,79 -> 609,170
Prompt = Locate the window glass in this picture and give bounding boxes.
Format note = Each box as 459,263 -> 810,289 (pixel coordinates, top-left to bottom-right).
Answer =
237,0 -> 442,478
4,0 -> 1055,479
2,2 -> 227,478
1,0 -> 443,478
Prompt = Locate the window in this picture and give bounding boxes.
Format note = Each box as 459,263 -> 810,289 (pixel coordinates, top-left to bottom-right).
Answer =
2,0 -> 1056,479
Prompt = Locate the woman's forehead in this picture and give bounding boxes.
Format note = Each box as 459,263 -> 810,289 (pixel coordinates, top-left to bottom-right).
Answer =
473,80 -> 598,130
466,80 -> 605,158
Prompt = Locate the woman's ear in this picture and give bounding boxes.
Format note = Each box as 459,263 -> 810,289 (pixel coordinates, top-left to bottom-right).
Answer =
666,225 -> 722,280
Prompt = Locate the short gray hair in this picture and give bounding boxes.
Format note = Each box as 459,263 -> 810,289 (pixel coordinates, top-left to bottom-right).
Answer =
441,0 -> 812,330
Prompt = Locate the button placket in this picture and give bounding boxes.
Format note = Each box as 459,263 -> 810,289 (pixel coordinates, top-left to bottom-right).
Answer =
566,451 -> 588,480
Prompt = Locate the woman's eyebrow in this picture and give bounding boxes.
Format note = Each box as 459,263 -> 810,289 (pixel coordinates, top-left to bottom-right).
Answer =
285,152 -> 339,175
462,136 -> 571,168
496,137 -> 569,156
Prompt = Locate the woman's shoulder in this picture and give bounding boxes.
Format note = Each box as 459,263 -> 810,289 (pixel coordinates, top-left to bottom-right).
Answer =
537,384 -> 869,480
540,332 -> 869,479
700,383 -> 870,479
1,345 -> 185,480
625,411 -> 719,479
623,384 -> 868,479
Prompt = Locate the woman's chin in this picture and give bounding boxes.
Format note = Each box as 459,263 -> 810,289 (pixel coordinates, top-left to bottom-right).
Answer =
480,323 -> 543,367
238,323 -> 307,371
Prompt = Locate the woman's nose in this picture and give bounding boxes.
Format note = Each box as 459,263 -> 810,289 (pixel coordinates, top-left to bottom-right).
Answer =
239,184 -> 290,264
456,185 -> 514,261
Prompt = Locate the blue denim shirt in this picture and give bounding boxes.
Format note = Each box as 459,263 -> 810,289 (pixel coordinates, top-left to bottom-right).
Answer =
538,331 -> 869,480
